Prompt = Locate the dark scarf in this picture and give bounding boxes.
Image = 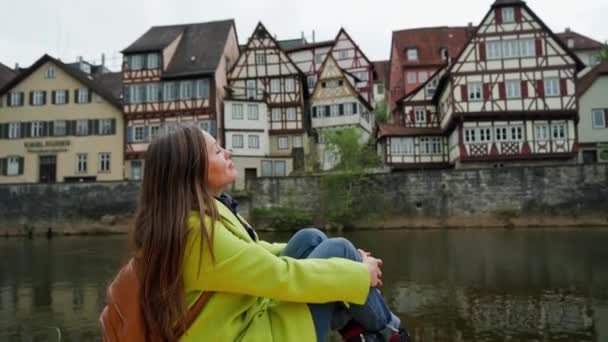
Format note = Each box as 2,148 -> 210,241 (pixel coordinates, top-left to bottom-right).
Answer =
215,193 -> 256,241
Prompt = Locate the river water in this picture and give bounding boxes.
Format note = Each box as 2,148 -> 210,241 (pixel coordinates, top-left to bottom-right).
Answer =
1,229 -> 607,341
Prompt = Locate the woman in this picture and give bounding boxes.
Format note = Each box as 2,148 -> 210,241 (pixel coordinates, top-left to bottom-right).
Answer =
131,124 -> 408,341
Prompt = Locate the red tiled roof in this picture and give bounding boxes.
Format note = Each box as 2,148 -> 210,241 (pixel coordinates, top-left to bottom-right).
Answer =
577,62 -> 608,96
556,30 -> 606,51
376,123 -> 442,139
373,60 -> 389,83
392,26 -> 475,68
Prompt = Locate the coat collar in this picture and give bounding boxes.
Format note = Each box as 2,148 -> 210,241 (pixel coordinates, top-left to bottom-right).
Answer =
214,199 -> 258,242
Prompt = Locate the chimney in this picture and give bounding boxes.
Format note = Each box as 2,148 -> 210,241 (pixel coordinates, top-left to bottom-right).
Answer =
565,27 -> 571,33
468,22 -> 473,28
312,30 -> 316,43
101,53 -> 106,68
14,63 -> 19,71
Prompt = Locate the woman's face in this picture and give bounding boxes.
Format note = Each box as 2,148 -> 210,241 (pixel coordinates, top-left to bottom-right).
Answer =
203,130 -> 237,195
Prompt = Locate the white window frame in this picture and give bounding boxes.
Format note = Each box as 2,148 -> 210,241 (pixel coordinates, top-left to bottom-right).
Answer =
506,80 -> 521,98
77,88 -> 89,103
246,80 -> 257,99
315,53 -> 323,64
100,119 -> 113,135
407,72 -> 417,84
247,105 -> 259,120
133,125 -> 146,142
255,53 -> 266,65
293,136 -> 302,148
54,120 -> 66,136
502,7 -> 515,23
551,123 -> 566,139
130,55 -> 144,70
407,48 -> 418,61
274,160 -> 286,177
232,104 -> 244,120
534,125 -> 550,141
146,83 -> 160,102
31,121 -> 44,137
248,135 -> 260,149
286,108 -> 296,121
464,128 -> 477,143
10,93 -> 22,106
45,67 -> 56,79
131,160 -> 142,180
271,108 -> 281,121
418,71 -> 428,83
307,75 -> 317,89
431,137 -> 442,154
55,90 -> 67,104
147,53 -> 160,69
285,78 -> 295,92
163,82 -> 176,101
180,81 -> 192,100
7,157 -> 20,176
8,122 -> 20,138
487,41 -> 502,60
194,79 -> 209,99
510,126 -> 523,141
544,79 -> 560,97
415,108 -> 426,124
76,120 -> 88,136
478,127 -> 493,142
468,83 -> 483,101
232,134 -> 244,148
278,136 -> 289,149
76,153 -> 88,173
390,137 -> 414,155
98,153 -> 111,173
502,40 -> 519,59
495,127 -> 508,142
270,79 -> 281,94
32,91 -> 44,106
519,39 -> 535,57
339,49 -> 349,59
592,109 -> 606,129
149,124 -> 161,140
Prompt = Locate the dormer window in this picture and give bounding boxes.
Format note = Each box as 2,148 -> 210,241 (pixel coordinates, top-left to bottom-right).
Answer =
407,48 -> 418,61
147,53 -> 160,69
441,48 -> 449,61
567,39 -> 575,48
502,7 -> 515,23
45,67 -> 56,79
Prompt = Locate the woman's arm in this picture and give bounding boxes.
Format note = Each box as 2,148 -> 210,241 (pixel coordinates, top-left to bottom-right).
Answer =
183,221 -> 370,305
257,240 -> 287,256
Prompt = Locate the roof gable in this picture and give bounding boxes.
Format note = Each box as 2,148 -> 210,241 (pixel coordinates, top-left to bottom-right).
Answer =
332,28 -> 373,68
556,30 -> 606,51
0,62 -> 16,89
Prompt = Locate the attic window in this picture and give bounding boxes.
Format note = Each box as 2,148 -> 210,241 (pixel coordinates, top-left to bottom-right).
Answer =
407,48 -> 418,61
502,7 -> 515,23
441,48 -> 449,60
45,67 -> 56,79
567,39 -> 575,48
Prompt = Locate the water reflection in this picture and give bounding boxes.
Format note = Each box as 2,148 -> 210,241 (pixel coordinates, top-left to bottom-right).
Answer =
1,230 -> 607,341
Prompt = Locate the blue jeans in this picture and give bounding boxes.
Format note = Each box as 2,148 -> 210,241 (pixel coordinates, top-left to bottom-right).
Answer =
280,228 -> 400,342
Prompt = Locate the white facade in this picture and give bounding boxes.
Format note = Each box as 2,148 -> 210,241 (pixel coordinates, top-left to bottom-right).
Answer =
224,100 -> 269,156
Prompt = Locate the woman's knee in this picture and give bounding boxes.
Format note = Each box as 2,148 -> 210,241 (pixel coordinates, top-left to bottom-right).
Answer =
282,228 -> 327,258
310,237 -> 360,261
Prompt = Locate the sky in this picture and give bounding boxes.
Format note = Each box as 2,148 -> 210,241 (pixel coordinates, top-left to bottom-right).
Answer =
0,0 -> 606,71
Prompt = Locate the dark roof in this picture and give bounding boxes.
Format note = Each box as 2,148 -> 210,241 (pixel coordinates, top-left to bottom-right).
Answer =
577,62 -> 608,96
0,62 -> 16,89
277,38 -> 308,50
392,26 -> 475,68
283,39 -> 335,53
123,20 -> 236,78
0,54 -> 122,110
556,30 -> 606,51
96,72 -> 123,101
373,60 -> 389,84
376,123 -> 443,139
492,0 -> 525,7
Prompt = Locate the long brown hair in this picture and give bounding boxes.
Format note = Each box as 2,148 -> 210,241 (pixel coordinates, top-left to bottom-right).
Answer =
130,124 -> 219,341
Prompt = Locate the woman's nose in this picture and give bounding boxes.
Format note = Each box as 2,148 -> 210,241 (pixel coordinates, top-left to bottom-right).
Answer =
224,149 -> 232,159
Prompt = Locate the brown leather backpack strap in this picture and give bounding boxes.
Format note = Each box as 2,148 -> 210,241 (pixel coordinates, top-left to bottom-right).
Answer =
173,291 -> 214,338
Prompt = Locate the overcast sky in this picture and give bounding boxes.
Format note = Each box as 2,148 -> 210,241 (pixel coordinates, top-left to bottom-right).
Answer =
1,0 -> 606,71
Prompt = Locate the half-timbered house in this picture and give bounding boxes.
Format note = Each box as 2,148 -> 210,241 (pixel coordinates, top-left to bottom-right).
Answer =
224,22 -> 308,189
121,20 -> 240,179
310,54 -> 374,170
379,0 -> 586,170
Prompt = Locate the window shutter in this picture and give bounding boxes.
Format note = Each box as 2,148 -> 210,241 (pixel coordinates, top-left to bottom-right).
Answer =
88,88 -> 93,102
143,126 -> 149,140
0,123 -> 5,139
95,119 -> 100,135
48,121 -> 54,136
498,82 -> 506,99
426,110 -> 432,124
5,94 -> 9,106
461,85 -> 468,102
483,83 -> 491,100
65,90 -> 70,103
29,91 -> 33,105
42,121 -> 48,137
0,158 -> 6,176
75,89 -> 79,103
535,39 -> 543,56
479,43 -> 487,61
88,120 -> 95,135
51,91 -> 56,104
18,157 -> 24,175
20,122 -> 27,138
536,80 -> 545,97
515,7 -> 522,22
339,104 -> 344,115
408,110 -> 415,124
560,79 -> 568,96
495,8 -> 503,24
521,81 -> 528,98
68,120 -> 76,136
26,122 -> 32,137
352,103 -> 357,114
42,91 -> 47,105
127,126 -> 134,143
19,92 -> 24,106
605,110 -> 608,128
110,119 -> 116,135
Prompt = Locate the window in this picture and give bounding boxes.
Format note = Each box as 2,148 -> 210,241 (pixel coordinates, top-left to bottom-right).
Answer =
286,108 -> 296,121
479,127 -> 493,142
544,79 -> 560,97
194,79 -> 209,99
421,138 -> 442,155
9,92 -> 23,106
45,67 -> 56,79
376,84 -> 385,95
270,79 -> 281,94
355,71 -> 368,82
415,108 -> 426,123
77,154 -> 87,173
130,55 -> 144,70
7,157 -> 20,176
76,120 -> 88,136
464,128 -> 477,143
7,122 -> 20,138
407,48 -> 418,60
293,136 -> 302,148
248,135 -> 260,149
315,53 -> 323,64
232,104 -> 244,120
285,78 -> 295,92
180,81 -> 192,99
32,91 -> 45,106
54,120 -> 66,136
77,88 -> 89,103
567,39 -> 575,48
339,50 -> 349,59
431,137 -> 442,154
149,124 -> 160,139
198,120 -> 210,132
419,72 -> 428,83
232,134 -> 244,148
441,48 -> 449,60
247,105 -> 259,120
147,54 -> 160,69
261,160 -> 273,177
330,104 -> 339,117
468,83 -> 483,101
495,127 -> 508,141
272,108 -> 281,121
274,160 -> 286,176
100,119 -> 113,135
307,75 -> 317,89
552,124 -> 566,139
55,90 -> 67,104
163,82 -> 176,101
278,136 -> 289,149
519,40 -> 535,57
502,7 -> 515,23
510,126 -> 523,141
99,153 -> 111,172
131,160 -> 142,180
488,41 -> 502,59
407,72 -> 417,84
390,137 -> 413,155
134,125 -> 146,141
592,109 -> 606,128
146,83 -> 160,102
535,125 -> 549,140
246,80 -> 257,99
29,121 -> 42,137
506,80 -> 521,98
502,40 -> 519,59
255,53 -> 266,64
426,78 -> 438,97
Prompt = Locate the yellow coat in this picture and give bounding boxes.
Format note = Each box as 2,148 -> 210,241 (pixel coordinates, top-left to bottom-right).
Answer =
180,200 -> 370,341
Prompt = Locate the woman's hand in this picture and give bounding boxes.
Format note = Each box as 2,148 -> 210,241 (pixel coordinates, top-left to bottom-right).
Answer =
362,254 -> 383,287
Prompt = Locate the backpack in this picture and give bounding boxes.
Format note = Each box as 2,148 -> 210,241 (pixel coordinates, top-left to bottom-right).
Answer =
99,258 -> 212,341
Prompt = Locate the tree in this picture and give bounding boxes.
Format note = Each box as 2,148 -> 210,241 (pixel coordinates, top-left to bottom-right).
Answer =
599,42 -> 608,63
373,99 -> 388,124
323,127 -> 380,172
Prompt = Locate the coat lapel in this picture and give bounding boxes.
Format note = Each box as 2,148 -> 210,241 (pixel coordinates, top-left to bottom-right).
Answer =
215,199 -> 255,243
